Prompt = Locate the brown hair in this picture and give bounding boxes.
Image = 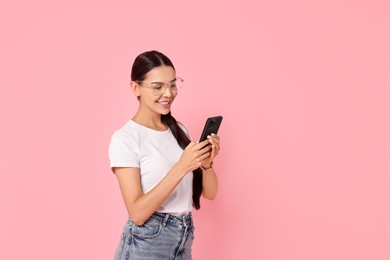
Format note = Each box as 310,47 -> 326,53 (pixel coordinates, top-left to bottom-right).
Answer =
131,50 -> 203,209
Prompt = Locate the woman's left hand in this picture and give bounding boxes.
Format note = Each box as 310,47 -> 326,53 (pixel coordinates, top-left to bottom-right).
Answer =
201,134 -> 221,168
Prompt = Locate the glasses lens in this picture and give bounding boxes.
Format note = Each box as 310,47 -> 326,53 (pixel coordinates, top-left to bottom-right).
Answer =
173,77 -> 183,91
149,83 -> 164,96
144,77 -> 184,96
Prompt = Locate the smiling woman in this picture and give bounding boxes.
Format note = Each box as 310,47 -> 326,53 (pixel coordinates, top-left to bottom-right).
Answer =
132,65 -> 178,116
108,51 -> 221,259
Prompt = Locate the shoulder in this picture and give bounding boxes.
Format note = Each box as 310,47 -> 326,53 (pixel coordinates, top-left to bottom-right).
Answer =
108,121 -> 142,167
110,121 -> 140,147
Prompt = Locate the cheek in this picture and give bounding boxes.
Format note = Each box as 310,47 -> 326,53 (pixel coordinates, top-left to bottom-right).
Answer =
139,95 -> 156,104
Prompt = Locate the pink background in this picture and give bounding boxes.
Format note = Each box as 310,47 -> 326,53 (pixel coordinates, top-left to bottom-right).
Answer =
1,0 -> 389,259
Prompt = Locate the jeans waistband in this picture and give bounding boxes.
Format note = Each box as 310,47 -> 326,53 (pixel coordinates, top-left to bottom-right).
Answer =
151,212 -> 193,227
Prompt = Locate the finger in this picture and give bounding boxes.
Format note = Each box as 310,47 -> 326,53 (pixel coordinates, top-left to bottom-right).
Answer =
210,133 -> 220,140
203,144 -> 215,162
208,135 -> 220,145
198,151 -> 212,162
209,144 -> 216,160
196,139 -> 211,149
210,143 -> 219,159
199,144 -> 212,155
207,137 -> 220,151
213,135 -> 221,150
186,141 -> 197,149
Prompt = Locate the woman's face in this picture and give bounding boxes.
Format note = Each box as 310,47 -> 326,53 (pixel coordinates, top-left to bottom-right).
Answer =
136,65 -> 178,115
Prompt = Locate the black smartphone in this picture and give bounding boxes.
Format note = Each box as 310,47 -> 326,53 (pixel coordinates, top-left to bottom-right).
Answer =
199,116 -> 223,142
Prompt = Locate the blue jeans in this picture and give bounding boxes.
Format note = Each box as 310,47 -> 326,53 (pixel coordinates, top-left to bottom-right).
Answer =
114,212 -> 194,260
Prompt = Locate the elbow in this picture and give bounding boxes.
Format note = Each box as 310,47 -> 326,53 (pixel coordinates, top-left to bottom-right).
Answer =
204,194 -> 217,200
202,191 -> 218,201
133,218 -> 146,226
128,211 -> 147,226
130,215 -> 147,226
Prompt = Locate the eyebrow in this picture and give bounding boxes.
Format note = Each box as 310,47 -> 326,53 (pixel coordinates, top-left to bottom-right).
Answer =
150,78 -> 177,84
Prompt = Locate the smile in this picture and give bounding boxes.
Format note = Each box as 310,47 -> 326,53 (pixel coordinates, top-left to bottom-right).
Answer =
157,100 -> 171,105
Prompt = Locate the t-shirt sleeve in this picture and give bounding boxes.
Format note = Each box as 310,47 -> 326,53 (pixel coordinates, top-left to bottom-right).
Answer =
108,131 -> 140,171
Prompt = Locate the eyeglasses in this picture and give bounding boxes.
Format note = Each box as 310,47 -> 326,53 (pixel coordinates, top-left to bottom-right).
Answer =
137,77 -> 184,96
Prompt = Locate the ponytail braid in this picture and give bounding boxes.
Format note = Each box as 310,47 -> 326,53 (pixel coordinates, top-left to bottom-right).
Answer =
162,112 -> 203,210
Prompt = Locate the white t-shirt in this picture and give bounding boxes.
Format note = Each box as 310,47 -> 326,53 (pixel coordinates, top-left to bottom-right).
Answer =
108,120 -> 193,216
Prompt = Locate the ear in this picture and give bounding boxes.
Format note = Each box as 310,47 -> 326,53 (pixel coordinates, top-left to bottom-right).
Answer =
131,81 -> 141,97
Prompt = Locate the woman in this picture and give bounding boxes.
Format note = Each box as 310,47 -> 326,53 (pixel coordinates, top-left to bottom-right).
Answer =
109,50 -> 220,259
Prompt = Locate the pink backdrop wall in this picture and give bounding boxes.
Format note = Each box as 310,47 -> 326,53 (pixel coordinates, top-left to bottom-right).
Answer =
1,1 -> 389,259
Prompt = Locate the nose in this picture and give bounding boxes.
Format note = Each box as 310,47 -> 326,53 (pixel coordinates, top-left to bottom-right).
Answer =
162,84 -> 173,97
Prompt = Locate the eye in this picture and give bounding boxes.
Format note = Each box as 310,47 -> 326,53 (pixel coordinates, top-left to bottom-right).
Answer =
150,83 -> 163,90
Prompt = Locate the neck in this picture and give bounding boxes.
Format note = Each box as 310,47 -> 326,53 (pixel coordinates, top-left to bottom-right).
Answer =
132,107 -> 168,131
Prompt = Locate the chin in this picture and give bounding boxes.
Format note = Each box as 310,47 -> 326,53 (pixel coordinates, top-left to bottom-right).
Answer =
161,110 -> 171,115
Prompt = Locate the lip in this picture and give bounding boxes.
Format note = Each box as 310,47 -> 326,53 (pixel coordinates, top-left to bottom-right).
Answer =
156,99 -> 172,108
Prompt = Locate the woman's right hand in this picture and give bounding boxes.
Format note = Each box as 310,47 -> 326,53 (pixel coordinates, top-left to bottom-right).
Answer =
176,140 -> 212,174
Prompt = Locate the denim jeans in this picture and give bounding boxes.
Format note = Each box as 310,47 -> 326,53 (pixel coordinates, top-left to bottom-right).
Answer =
114,212 -> 194,260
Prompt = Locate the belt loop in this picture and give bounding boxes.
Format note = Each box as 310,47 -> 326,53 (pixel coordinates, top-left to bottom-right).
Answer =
162,214 -> 169,227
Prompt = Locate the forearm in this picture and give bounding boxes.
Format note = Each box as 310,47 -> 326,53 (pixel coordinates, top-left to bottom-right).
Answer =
117,140 -> 210,226
202,168 -> 218,200
130,166 -> 187,225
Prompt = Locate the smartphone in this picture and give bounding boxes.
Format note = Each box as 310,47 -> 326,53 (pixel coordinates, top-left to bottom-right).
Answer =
199,116 -> 223,142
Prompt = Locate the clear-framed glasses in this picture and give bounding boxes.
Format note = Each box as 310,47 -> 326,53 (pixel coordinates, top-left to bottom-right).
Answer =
137,77 -> 184,96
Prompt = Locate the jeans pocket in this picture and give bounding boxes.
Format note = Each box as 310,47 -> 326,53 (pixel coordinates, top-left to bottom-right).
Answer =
131,218 -> 162,239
